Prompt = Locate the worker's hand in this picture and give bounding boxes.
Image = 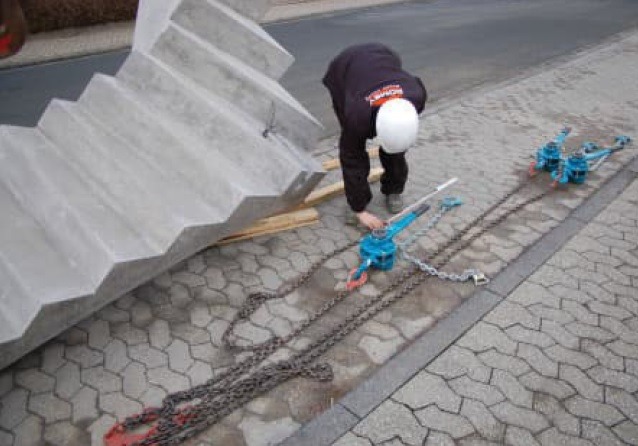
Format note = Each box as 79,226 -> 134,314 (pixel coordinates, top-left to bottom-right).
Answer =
356,211 -> 386,230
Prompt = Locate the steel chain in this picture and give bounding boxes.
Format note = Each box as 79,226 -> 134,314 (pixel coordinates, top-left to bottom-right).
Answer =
125,180 -> 549,445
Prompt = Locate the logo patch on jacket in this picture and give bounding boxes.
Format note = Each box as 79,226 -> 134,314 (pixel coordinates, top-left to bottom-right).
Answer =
365,84 -> 404,107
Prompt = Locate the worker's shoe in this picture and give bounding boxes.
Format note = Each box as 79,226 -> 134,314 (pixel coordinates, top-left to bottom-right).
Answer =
345,208 -> 359,226
385,194 -> 404,214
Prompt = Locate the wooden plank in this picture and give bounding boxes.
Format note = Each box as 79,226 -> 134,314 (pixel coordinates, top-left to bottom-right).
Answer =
216,208 -> 319,245
322,146 -> 380,171
297,167 -> 384,210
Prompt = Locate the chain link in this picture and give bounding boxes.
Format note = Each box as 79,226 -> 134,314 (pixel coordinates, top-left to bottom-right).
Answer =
124,180 -> 549,445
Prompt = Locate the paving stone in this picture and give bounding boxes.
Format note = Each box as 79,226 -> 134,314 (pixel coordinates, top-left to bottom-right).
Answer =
70,386 -> 98,423
0,373 -> 12,399
449,376 -> 505,406
148,319 -> 173,350
239,415 -> 301,446
88,319 -> 112,350
140,385 -> 167,408
508,282 -> 561,309
358,335 -> 403,365
613,420 -> 638,444
415,405 -> 474,440
342,401 -> 423,446
545,345 -> 596,370
100,393 -> 143,420
14,369 -> 54,394
533,394 -> 580,437
484,301 -> 540,330
333,432 -> 372,446
427,346 -> 491,383
517,344 -> 558,377
28,392 -> 71,423
89,414 -> 117,446
536,427 -> 593,446
504,426 -> 540,446
122,361 -> 148,400
104,338 -> 131,373
82,366 -> 122,393
478,350 -> 530,376
458,322 -> 517,355
606,387 -> 638,424
360,320 -> 401,340
529,305 -> 574,324
0,430 -> 13,446
608,340 -> 638,359
581,420 -> 626,446
55,361 -> 82,400
565,322 -> 616,343
128,344 -> 169,369
589,365 -> 638,392
518,371 -> 576,400
491,369 -> 533,408
391,316 -> 435,339
131,300 -> 154,327
12,415 -> 42,446
166,339 -> 195,373
112,323 -> 149,345
187,361 -> 213,386
461,399 -> 505,442
581,340 -> 624,370
147,367 -> 190,394
0,388 -> 28,430
41,343 -> 66,374
506,325 -> 556,348
65,344 -> 104,368
559,364 -> 603,402
394,371 -> 462,413
425,431 -> 455,445
564,395 -> 624,426
490,401 -> 549,434
44,420 -> 91,445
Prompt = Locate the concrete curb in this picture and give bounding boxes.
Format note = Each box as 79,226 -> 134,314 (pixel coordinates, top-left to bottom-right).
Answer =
0,0 -> 408,69
278,161 -> 638,445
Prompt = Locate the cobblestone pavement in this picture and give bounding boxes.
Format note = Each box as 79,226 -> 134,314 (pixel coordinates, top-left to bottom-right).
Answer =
1,31 -> 638,446
334,176 -> 638,446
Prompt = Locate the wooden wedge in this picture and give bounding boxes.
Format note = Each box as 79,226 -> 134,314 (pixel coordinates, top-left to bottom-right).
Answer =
216,208 -> 319,245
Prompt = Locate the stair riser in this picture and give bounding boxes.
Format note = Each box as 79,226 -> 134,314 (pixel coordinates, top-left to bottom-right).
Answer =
39,101 -> 187,252
153,23 -> 321,151
118,51 -> 301,194
172,0 -> 291,79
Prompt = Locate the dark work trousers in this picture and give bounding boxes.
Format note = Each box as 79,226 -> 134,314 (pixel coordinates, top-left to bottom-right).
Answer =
379,146 -> 408,195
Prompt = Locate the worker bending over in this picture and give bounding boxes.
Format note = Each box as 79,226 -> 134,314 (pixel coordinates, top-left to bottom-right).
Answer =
323,43 -> 427,230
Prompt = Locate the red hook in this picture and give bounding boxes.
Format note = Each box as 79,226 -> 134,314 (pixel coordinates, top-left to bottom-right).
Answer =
346,268 -> 368,291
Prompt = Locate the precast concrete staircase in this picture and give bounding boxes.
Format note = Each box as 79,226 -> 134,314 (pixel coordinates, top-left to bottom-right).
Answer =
0,0 -> 324,370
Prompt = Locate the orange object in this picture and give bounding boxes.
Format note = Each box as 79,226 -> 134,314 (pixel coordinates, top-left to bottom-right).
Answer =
346,268 -> 368,291
0,0 -> 27,58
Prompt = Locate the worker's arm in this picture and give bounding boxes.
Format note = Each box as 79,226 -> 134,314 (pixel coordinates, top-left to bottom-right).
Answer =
339,129 -> 385,230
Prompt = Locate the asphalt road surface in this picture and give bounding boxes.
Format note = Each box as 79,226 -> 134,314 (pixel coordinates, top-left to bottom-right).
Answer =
1,0 -> 638,139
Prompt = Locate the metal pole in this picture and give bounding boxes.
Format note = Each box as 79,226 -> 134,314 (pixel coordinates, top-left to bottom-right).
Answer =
386,177 -> 459,224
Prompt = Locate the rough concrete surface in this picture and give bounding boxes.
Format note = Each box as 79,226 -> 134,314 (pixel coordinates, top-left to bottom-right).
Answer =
1,20 -> 637,446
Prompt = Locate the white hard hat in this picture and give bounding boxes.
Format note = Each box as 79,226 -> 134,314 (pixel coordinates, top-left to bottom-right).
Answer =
375,98 -> 419,154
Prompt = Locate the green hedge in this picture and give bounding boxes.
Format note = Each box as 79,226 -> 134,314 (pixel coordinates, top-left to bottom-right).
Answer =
20,0 -> 138,33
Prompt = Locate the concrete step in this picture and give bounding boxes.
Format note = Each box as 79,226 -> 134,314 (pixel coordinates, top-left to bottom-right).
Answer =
37,100 -> 191,256
216,0 -> 273,22
171,0 -> 293,79
77,74 -> 270,212
116,50 -> 305,202
152,22 -> 322,151
0,179 -> 93,343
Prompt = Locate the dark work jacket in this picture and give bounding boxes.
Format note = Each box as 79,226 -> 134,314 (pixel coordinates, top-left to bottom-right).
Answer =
322,43 -> 427,212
